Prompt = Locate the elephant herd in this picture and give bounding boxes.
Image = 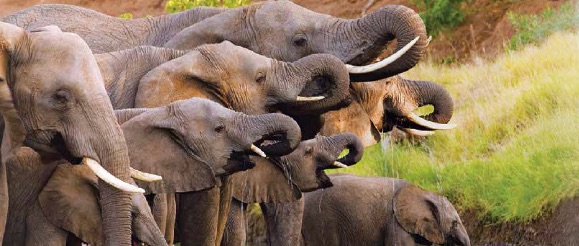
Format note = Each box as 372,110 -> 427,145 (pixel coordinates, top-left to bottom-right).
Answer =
0,1 -> 470,245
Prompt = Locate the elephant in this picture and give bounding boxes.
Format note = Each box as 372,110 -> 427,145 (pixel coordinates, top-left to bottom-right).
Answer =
221,133 -> 365,246
22,98 -> 302,245
0,22 -> 159,245
302,174 -> 471,246
2,4 -> 226,53
5,1 -> 429,82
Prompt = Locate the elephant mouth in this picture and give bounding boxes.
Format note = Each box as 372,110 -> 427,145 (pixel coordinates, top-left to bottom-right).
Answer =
216,151 -> 256,176
24,130 -> 83,164
297,76 -> 332,100
250,132 -> 295,156
313,169 -> 333,191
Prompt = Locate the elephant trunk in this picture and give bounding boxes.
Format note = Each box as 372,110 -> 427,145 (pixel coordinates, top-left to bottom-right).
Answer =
279,54 -> 351,115
341,5 -> 428,82
319,133 -> 364,168
235,113 -> 302,156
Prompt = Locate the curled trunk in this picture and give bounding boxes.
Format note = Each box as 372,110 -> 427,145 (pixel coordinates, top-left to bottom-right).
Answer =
235,113 -> 301,156
320,133 -> 364,167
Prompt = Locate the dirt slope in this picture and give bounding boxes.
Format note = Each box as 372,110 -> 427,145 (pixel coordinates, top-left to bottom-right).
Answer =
0,0 -> 569,61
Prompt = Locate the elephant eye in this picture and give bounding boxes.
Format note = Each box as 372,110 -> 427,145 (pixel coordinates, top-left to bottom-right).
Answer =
292,34 -> 308,47
215,125 -> 225,133
51,89 -> 72,110
255,72 -> 266,83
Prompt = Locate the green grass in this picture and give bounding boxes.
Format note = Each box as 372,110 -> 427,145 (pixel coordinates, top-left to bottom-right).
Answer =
334,31 -> 579,223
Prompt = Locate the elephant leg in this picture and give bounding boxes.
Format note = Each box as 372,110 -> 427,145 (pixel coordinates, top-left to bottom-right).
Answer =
215,177 -> 232,246
25,201 -> 68,246
221,199 -> 247,246
165,193 -> 176,245
177,187 -> 221,246
152,193 -> 168,235
260,198 -> 305,246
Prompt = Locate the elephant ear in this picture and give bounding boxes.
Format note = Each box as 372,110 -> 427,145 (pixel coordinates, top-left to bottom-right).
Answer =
38,164 -> 104,245
230,157 -> 301,203
393,184 -> 445,244
122,109 -> 218,194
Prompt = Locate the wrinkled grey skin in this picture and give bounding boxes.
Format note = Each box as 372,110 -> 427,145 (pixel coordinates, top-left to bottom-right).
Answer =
0,23 -> 152,245
165,1 -> 429,82
302,174 -> 471,246
222,133 -> 365,246
2,4 -> 225,53
29,98 -> 302,246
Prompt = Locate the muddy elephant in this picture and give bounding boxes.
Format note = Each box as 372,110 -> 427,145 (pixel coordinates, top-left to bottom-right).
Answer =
302,174 -> 471,246
220,133 -> 365,246
0,22 -> 158,245
2,4 -> 225,53
24,98 -> 301,245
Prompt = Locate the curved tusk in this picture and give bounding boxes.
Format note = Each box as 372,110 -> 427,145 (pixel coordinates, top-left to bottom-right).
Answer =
296,96 -> 325,102
346,36 -> 420,74
407,113 -> 457,130
130,167 -> 162,182
333,161 -> 349,168
83,157 -> 145,193
250,144 -> 267,158
400,127 -> 435,137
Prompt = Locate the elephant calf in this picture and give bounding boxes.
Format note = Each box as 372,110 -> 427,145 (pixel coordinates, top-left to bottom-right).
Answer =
302,174 -> 470,246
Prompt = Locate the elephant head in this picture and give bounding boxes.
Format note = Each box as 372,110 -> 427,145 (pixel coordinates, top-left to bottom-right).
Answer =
394,184 -> 471,246
117,98 -> 302,194
230,133 -> 364,203
165,1 -> 428,81
136,41 -> 351,115
0,22 -> 148,244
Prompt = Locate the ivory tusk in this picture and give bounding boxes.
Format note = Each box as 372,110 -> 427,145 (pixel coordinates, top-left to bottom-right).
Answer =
346,36 -> 420,74
333,161 -> 349,168
407,113 -> 457,130
296,96 -> 325,101
400,127 -> 435,136
250,144 -> 267,158
130,167 -> 162,182
83,157 -> 145,193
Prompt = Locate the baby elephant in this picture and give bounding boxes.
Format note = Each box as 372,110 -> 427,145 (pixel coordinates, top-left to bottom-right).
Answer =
302,174 -> 470,246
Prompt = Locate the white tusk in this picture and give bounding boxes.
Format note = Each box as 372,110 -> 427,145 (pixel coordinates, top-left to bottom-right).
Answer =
346,36 -> 420,74
250,144 -> 267,158
83,158 -> 145,193
407,113 -> 457,130
333,161 -> 349,168
400,127 -> 435,136
296,96 -> 325,101
130,167 -> 162,182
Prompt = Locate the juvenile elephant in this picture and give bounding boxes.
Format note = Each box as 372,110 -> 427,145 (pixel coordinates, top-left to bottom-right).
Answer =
28,98 -> 302,245
221,133 -> 365,246
0,22 -> 156,245
2,4 -> 225,53
302,174 -> 471,246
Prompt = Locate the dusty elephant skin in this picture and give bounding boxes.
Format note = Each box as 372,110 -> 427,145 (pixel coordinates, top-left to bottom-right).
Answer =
1,4 -> 226,53
222,133 -> 365,246
302,174 -> 470,246
31,98 -> 302,245
165,1 -> 428,82
0,22 -> 158,245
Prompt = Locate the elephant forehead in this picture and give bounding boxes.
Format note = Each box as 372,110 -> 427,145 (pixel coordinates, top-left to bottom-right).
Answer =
175,98 -> 233,118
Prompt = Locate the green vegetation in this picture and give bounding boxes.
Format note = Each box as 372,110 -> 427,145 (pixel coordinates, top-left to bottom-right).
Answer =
411,0 -> 472,35
335,31 -> 579,223
118,12 -> 133,19
508,2 -> 578,50
165,0 -> 250,13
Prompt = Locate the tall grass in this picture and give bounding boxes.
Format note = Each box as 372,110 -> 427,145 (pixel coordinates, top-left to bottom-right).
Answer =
337,31 -> 579,223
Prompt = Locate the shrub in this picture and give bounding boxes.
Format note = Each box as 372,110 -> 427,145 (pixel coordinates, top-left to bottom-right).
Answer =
119,12 -> 133,19
165,0 -> 250,13
411,0 -> 473,35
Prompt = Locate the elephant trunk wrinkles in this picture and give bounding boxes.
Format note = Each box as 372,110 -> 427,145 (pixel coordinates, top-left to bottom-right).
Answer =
406,79 -> 454,124
236,113 -> 301,156
281,54 -> 351,115
320,133 -> 364,166
345,5 -> 428,81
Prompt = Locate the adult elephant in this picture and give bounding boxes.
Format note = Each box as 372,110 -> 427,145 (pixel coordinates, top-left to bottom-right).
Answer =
0,22 -> 158,245
2,4 -> 225,53
221,133 -> 364,246
25,98 -> 302,245
302,174 -> 471,246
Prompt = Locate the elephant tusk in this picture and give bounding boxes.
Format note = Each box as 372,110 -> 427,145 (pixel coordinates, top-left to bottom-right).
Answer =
332,161 -> 349,168
407,113 -> 457,130
296,96 -> 325,101
250,144 -> 267,158
400,127 -> 435,136
130,167 -> 163,182
83,157 -> 145,193
346,36 -> 420,74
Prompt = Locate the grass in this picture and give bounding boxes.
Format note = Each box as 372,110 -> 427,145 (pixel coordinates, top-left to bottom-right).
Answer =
334,31 -> 579,223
